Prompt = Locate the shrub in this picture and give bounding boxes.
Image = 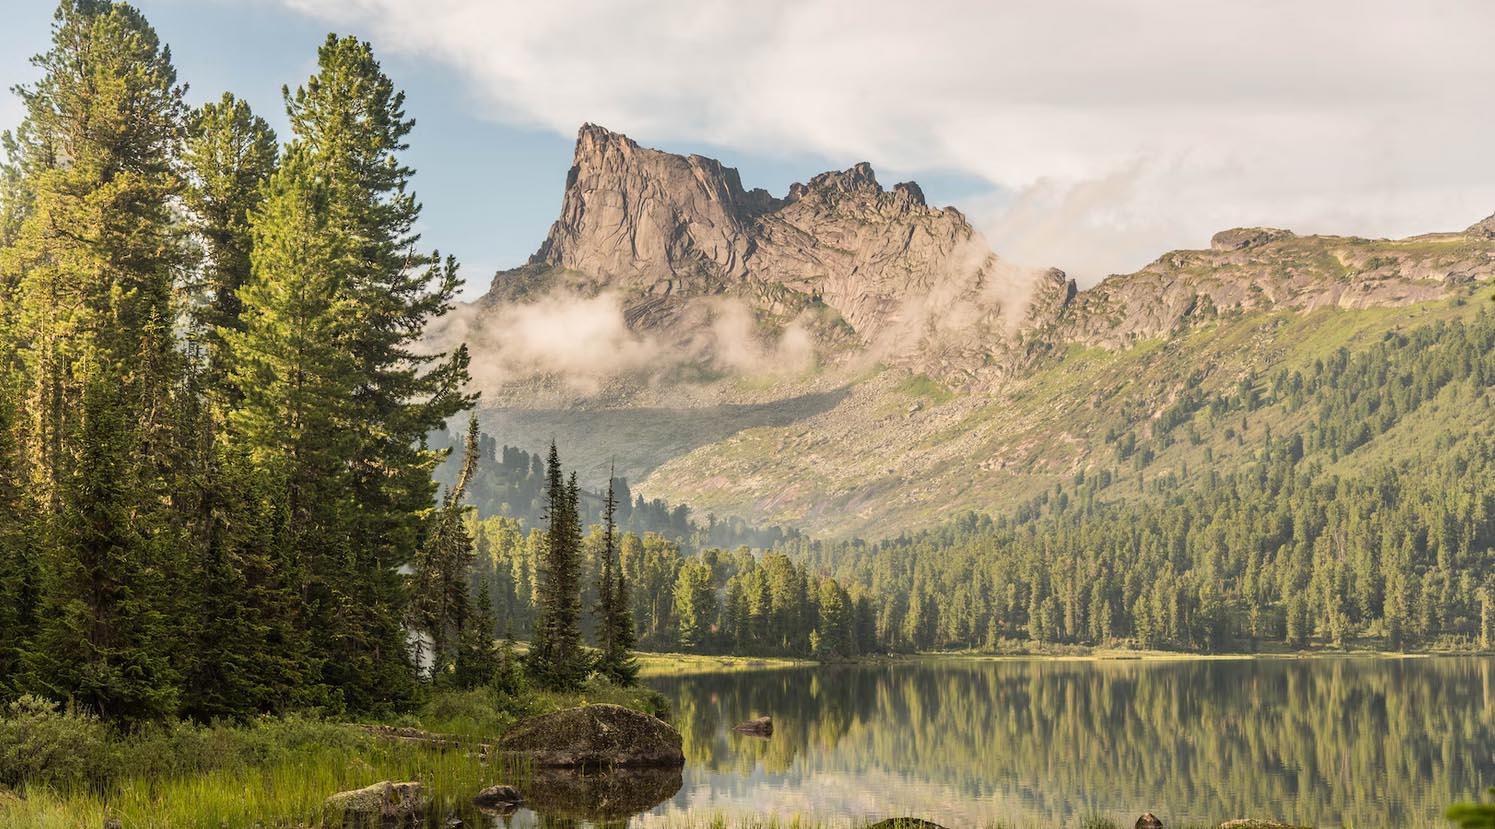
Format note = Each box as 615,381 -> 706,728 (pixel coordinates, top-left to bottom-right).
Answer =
0,695 -> 119,791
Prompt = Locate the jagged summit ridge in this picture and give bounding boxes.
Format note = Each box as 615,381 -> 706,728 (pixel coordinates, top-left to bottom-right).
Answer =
504,124 -> 1013,342
479,124 -> 1495,390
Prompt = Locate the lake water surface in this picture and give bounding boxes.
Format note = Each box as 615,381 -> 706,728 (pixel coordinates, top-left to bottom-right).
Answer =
582,656 -> 1495,828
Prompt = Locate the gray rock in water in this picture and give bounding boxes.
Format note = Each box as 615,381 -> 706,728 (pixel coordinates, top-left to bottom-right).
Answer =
325,780 -> 424,825
497,703 -> 685,768
1218,821 -> 1310,829
1136,813 -> 1164,829
472,784 -> 523,812
732,715 -> 773,736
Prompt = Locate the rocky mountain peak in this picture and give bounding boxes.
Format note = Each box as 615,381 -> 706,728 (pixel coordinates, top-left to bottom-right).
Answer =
506,125 -> 1013,350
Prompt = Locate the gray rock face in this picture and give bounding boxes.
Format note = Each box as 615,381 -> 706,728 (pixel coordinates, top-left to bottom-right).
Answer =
1210,227 -> 1295,251
481,125 -> 1495,393
497,124 -> 1028,356
1048,227 -> 1495,350
496,703 -> 685,768
1469,212 -> 1495,238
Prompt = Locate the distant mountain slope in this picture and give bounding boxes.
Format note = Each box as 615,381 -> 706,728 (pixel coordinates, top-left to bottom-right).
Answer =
452,124 -> 1495,537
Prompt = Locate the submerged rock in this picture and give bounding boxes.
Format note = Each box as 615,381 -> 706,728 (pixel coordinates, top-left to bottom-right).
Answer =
865,819 -> 949,829
1136,814 -> 1164,829
497,703 -> 685,768
1218,821 -> 1310,829
325,780 -> 425,825
472,784 -> 523,813
521,766 -> 683,821
732,715 -> 773,736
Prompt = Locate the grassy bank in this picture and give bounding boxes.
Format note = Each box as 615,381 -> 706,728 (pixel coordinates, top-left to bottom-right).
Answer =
0,679 -> 666,829
636,651 -> 814,678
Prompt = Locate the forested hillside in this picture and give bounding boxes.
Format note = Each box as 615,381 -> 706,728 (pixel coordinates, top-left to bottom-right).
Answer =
791,304 -> 1495,652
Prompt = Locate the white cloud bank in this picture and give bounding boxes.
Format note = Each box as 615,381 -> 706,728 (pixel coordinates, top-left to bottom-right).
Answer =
273,0 -> 1495,283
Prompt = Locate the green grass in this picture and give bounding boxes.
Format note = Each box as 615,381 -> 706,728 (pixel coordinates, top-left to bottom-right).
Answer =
0,683 -> 669,829
2,738 -> 494,829
896,373 -> 955,405
636,651 -> 812,678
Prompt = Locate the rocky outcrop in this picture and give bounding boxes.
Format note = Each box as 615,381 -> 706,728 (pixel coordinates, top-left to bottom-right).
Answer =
1468,213 -> 1495,238
1136,813 -> 1164,829
325,781 -> 425,825
1210,227 -> 1295,251
487,124 -> 1033,367
1217,820 -> 1311,829
496,703 -> 685,768
865,819 -> 950,829
1050,227 -> 1495,350
480,124 -> 1495,392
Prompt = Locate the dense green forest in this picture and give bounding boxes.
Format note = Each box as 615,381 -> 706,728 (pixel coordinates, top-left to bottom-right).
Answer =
0,1 -> 668,724
791,308 -> 1495,653
429,427 -> 797,551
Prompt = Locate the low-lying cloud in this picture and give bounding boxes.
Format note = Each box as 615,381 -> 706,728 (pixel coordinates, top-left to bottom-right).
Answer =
426,289 -> 819,396
271,0 -> 1495,284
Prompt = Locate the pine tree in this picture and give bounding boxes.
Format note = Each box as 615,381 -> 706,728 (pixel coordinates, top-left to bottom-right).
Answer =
227,143 -> 360,710
674,557 -> 717,651
6,0 -> 189,722
229,34 -> 472,711
181,91 -> 277,398
452,572 -> 500,690
409,415 -> 480,676
528,443 -> 586,690
593,472 -> 638,685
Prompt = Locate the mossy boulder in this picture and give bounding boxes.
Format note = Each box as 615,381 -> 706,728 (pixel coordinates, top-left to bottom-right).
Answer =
497,704 -> 684,768
325,780 -> 424,825
866,819 -> 949,829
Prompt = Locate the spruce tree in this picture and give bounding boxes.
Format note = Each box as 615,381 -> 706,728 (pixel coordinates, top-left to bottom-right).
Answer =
181,92 -> 277,397
230,34 -> 472,711
5,0 -> 189,722
593,473 -> 638,685
409,415 -> 480,676
528,443 -> 585,690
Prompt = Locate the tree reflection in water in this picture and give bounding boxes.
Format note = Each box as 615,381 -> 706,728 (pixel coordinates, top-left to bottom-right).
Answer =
638,657 -> 1495,827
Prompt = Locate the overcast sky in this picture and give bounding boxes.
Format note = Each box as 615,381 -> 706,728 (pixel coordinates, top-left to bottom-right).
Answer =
6,0 -> 1495,296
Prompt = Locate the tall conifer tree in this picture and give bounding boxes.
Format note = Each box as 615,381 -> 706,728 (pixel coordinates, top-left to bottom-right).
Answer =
593,471 -> 638,685
4,0 -> 188,722
181,91 -> 277,397
529,443 -> 586,690
230,34 -> 472,711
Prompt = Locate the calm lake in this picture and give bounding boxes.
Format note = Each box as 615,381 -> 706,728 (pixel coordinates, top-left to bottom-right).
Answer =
511,656 -> 1495,828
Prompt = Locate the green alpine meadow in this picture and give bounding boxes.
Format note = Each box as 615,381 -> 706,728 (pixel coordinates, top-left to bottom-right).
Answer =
0,1 -> 1493,827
